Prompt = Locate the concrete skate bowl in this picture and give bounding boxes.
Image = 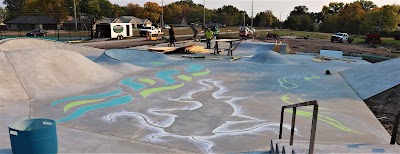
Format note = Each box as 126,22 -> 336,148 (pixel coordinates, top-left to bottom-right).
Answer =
103,49 -> 180,68
340,58 -> 400,100
95,52 -> 146,74
0,47 -> 123,102
246,50 -> 290,64
232,41 -> 289,55
0,38 -> 104,60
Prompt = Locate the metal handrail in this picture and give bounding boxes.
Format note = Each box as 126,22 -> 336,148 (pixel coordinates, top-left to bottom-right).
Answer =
390,110 -> 400,145
279,100 -> 319,154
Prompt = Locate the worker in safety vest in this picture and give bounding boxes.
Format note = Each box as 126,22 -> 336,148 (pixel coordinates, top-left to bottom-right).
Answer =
205,28 -> 213,49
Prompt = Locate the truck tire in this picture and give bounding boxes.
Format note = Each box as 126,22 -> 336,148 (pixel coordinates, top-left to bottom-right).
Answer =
331,38 -> 334,42
339,39 -> 343,43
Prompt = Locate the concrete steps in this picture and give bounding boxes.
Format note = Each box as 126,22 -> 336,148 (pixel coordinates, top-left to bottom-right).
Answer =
271,139 -> 400,154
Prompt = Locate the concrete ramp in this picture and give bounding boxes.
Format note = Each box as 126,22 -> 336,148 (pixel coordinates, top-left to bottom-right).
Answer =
104,49 -> 179,68
0,48 -> 123,101
0,52 -> 29,102
95,53 -> 146,74
340,58 -> 400,99
0,38 -> 104,60
233,41 -> 289,55
246,50 -> 290,64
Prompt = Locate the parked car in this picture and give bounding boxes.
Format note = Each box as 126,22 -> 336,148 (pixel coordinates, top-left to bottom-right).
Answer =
26,29 -> 47,37
139,26 -> 162,37
331,32 -> 353,43
163,25 -> 171,29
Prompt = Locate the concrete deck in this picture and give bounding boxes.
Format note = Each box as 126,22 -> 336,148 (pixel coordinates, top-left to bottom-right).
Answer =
0,38 -> 395,153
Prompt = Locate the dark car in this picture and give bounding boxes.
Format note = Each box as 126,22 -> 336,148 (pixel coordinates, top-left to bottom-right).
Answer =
26,29 -> 47,37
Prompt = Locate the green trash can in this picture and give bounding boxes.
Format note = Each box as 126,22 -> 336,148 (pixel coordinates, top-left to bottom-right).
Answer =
9,118 -> 58,154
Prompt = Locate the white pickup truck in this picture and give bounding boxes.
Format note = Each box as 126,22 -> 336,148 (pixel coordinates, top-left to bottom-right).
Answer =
331,32 -> 353,43
139,26 -> 162,37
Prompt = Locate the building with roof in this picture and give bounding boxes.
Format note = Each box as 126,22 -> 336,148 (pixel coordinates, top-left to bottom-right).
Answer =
5,16 -> 58,30
113,16 -> 152,28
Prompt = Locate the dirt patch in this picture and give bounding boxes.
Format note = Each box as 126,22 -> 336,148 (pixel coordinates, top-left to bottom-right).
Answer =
257,37 -> 400,59
365,85 -> 400,144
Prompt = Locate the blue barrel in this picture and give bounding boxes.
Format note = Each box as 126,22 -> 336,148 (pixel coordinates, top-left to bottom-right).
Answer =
9,118 -> 58,154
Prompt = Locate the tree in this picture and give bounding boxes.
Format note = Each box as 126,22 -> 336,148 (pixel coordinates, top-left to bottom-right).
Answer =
320,14 -> 340,33
143,2 -> 160,23
126,3 -> 145,18
339,2 -> 365,34
0,7 -> 8,22
357,0 -> 377,11
290,5 -> 308,16
361,5 -> 400,33
112,4 -> 124,18
3,0 -> 25,19
23,0 -> 68,20
254,10 -> 278,28
98,0 -> 113,18
79,0 -> 101,19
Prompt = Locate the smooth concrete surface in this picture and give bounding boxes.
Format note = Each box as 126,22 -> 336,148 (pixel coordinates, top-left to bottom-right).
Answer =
0,52 -> 29,102
0,38 -> 393,153
340,58 -> 400,100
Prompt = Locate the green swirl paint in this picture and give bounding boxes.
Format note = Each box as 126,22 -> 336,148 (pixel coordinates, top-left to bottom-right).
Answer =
63,99 -> 106,112
285,109 -> 362,134
178,75 -> 192,81
281,93 -> 328,110
278,77 -> 298,89
192,69 -> 210,77
138,78 -> 156,85
304,75 -> 321,81
140,83 -> 185,97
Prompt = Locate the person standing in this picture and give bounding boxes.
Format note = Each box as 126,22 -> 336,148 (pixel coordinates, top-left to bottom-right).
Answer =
169,25 -> 176,47
205,28 -> 213,49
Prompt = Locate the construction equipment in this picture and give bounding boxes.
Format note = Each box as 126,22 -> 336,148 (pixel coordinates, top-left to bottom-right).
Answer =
365,33 -> 382,44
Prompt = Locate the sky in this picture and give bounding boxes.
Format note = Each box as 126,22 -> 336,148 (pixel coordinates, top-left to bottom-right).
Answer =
1,0 -> 399,20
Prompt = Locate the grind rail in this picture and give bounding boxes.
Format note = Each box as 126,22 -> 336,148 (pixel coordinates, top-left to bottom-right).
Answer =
279,100 -> 319,154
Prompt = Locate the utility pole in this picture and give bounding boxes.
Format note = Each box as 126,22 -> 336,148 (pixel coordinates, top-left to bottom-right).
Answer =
74,0 -> 77,32
161,0 -> 164,27
251,0 -> 254,27
243,12 -> 246,26
203,0 -> 206,27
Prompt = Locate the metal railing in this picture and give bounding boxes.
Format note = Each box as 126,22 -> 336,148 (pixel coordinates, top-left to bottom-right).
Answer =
279,100 -> 319,154
390,110 -> 400,145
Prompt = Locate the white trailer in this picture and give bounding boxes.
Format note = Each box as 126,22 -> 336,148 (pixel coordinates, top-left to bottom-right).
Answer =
110,23 -> 133,40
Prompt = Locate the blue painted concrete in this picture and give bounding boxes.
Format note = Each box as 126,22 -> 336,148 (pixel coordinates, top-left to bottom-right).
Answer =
51,88 -> 122,106
156,69 -> 180,85
120,78 -> 146,91
185,64 -> 205,73
56,95 -> 133,123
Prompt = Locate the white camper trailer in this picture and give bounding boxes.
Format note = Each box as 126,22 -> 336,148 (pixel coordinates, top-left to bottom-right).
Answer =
110,23 -> 133,40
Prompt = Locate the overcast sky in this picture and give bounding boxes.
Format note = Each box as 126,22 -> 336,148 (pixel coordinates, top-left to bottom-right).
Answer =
1,0 -> 398,20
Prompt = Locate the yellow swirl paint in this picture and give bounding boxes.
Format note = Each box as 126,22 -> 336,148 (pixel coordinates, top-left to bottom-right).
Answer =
138,78 -> 156,85
178,75 -> 192,81
285,109 -> 362,134
140,83 -> 185,98
304,75 -> 321,81
192,69 -> 210,77
63,99 -> 105,112
278,77 -> 298,89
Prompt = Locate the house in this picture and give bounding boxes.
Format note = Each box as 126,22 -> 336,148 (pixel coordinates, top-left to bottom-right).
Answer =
113,16 -> 152,28
63,17 -> 92,30
4,16 -> 58,30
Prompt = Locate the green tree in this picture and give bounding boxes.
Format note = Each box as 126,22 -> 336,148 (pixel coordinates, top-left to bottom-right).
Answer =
254,10 -> 278,28
126,3 -> 145,18
0,7 -> 8,22
339,2 -> 365,34
98,0 -> 113,17
361,5 -> 400,33
3,0 -> 25,19
23,0 -> 68,20
144,2 -> 161,23
79,0 -> 101,19
356,0 -> 377,11
320,14 -> 340,33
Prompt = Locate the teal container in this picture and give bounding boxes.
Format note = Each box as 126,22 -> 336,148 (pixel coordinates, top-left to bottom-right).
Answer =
9,118 -> 58,154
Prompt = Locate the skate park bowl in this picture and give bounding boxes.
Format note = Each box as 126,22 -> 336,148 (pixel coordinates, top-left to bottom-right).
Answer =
1,38 -> 400,153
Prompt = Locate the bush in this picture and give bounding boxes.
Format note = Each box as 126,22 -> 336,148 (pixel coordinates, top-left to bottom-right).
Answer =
393,31 -> 400,40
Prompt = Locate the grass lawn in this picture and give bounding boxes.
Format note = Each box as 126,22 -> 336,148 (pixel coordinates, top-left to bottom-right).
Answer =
258,29 -> 331,39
